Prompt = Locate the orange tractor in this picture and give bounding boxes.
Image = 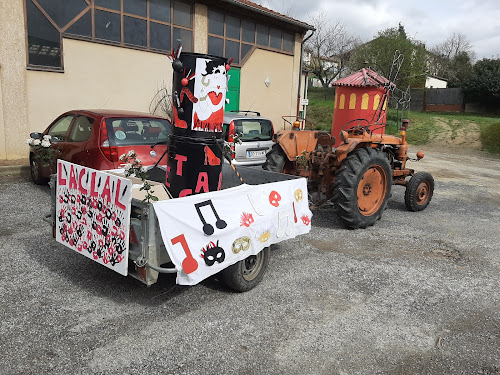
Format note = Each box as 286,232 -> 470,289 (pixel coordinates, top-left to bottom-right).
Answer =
263,65 -> 434,229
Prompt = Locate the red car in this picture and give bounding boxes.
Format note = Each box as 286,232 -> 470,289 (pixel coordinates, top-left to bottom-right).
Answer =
29,109 -> 171,184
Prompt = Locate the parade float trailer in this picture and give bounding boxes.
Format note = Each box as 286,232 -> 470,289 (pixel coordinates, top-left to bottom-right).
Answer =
43,52 -> 312,292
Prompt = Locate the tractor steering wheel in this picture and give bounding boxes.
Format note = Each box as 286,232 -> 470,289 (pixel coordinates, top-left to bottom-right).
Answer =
342,118 -> 371,135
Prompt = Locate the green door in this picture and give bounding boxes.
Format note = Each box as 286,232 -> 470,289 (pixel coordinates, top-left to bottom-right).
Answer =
225,67 -> 240,112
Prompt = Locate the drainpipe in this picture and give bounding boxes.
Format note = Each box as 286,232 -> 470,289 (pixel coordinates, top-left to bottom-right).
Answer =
297,29 -> 315,118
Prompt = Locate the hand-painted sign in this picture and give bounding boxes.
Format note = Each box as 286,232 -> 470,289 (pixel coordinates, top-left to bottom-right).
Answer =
153,178 -> 312,285
191,57 -> 227,132
55,160 -> 132,276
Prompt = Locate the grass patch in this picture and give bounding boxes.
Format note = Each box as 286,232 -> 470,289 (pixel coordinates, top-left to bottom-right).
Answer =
480,122 -> 500,154
307,99 -> 334,131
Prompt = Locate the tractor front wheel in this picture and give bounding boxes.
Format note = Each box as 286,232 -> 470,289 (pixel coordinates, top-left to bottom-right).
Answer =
333,147 -> 392,229
405,172 -> 434,211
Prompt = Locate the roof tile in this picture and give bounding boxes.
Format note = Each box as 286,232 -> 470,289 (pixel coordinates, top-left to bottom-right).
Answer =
333,68 -> 393,88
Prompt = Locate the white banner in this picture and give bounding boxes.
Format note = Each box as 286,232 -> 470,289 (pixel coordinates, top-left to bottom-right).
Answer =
55,160 -> 132,276
153,178 -> 312,285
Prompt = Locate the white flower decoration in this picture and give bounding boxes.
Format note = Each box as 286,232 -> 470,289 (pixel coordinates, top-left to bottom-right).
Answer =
33,139 -> 41,146
41,140 -> 51,148
43,135 -> 51,141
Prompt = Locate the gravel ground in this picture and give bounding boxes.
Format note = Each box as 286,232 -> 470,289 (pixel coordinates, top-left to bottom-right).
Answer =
0,147 -> 499,375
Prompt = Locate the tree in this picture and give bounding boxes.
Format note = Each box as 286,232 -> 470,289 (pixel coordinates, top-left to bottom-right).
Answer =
304,14 -> 360,88
349,25 -> 427,89
429,33 -> 475,87
431,33 -> 475,61
462,58 -> 500,105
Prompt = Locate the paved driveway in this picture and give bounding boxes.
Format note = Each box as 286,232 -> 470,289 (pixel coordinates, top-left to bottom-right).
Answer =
1,147 -> 499,374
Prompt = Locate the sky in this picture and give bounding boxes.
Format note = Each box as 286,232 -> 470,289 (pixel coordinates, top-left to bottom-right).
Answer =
259,0 -> 500,60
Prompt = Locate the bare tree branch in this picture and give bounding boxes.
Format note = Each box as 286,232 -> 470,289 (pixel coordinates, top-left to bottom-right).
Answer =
431,32 -> 475,61
304,14 -> 360,87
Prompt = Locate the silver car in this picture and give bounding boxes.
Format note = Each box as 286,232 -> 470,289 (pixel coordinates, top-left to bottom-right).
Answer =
222,111 -> 275,165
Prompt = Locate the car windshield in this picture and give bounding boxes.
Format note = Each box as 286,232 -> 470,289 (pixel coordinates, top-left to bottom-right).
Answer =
234,119 -> 273,141
105,117 -> 171,146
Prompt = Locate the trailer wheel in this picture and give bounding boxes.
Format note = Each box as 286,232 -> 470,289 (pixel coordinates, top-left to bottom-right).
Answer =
220,246 -> 270,292
333,147 -> 392,229
263,144 -> 286,173
405,172 -> 434,211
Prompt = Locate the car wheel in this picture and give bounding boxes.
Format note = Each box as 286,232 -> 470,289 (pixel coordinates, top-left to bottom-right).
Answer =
30,155 -> 47,185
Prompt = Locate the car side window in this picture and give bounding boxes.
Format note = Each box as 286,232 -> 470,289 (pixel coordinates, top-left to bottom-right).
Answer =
47,115 -> 74,141
68,116 -> 95,142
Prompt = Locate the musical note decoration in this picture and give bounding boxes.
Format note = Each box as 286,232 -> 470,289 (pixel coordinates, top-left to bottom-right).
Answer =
195,199 -> 227,235
171,234 -> 198,274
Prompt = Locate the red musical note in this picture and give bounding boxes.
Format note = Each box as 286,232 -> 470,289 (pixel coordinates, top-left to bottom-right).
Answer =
171,234 -> 198,274
293,202 -> 298,223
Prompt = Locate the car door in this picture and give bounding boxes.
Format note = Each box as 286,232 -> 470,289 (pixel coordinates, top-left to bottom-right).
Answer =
65,114 -> 97,167
42,114 -> 75,174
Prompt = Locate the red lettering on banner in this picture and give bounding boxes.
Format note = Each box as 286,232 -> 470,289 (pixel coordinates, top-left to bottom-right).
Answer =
69,165 -> 78,190
115,179 -> 127,210
179,189 -> 192,197
101,176 -> 112,203
165,165 -> 171,187
58,162 -> 67,186
175,154 -> 188,176
195,172 -> 209,193
90,172 -> 99,197
78,168 -> 87,195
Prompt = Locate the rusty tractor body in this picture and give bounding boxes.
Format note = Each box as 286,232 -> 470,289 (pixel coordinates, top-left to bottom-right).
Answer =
263,119 -> 434,229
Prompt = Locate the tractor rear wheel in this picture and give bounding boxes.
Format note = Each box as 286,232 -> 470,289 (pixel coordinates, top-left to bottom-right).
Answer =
263,144 -> 287,173
333,147 -> 392,229
405,172 -> 434,211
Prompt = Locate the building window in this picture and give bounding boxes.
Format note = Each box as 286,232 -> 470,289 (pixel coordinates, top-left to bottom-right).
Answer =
208,8 -> 294,66
25,0 -> 193,71
26,0 -> 62,69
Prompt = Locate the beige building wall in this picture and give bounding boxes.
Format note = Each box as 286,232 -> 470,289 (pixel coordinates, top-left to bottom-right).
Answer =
240,46 -> 301,131
27,39 -> 172,136
0,0 -> 30,160
0,0 -> 307,160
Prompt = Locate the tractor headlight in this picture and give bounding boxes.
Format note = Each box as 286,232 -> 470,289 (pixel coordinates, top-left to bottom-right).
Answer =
340,130 -> 349,143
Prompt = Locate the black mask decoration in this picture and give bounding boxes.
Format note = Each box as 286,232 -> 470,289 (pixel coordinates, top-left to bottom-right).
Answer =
201,240 -> 225,267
